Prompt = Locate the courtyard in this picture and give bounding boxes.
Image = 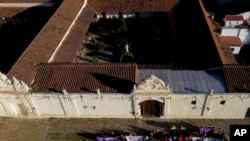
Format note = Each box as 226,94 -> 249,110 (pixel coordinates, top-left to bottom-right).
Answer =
80,0 -> 222,70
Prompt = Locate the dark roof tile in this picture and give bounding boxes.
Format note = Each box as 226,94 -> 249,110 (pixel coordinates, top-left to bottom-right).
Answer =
220,36 -> 243,47
0,0 -> 50,2
0,7 -> 29,17
225,15 -> 244,21
223,65 -> 250,92
52,5 -> 95,62
33,63 -> 137,93
88,0 -> 180,12
7,0 -> 85,84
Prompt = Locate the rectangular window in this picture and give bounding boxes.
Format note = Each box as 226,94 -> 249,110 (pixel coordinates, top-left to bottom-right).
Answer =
191,100 -> 196,105
220,100 -> 226,105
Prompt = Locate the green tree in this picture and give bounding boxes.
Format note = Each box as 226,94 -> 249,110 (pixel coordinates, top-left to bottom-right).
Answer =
0,18 -> 6,28
96,18 -> 127,36
92,56 -> 99,63
97,41 -> 107,50
29,84 -> 39,94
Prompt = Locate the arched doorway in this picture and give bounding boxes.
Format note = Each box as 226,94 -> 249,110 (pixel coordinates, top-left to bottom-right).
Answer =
139,100 -> 164,118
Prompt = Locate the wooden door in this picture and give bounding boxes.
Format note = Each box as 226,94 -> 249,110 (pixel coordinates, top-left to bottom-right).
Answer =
140,100 -> 163,118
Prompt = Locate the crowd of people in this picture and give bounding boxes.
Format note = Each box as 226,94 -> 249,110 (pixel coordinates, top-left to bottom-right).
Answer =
95,124 -> 230,141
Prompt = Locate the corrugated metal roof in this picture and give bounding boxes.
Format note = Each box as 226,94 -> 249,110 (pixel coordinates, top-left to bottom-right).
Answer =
138,69 -> 226,93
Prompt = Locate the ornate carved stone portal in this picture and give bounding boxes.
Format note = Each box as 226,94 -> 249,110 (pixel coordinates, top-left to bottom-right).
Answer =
134,75 -> 171,94
0,72 -> 30,92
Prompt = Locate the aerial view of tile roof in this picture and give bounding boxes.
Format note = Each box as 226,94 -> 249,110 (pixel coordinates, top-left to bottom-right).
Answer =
33,63 -> 137,93
1,0 -> 250,93
33,63 -> 228,93
220,36 -> 243,47
199,0 -> 242,65
0,7 -> 29,17
7,0 -> 85,84
225,15 -> 244,21
88,0 -> 180,12
0,0 -> 50,2
223,65 -> 250,92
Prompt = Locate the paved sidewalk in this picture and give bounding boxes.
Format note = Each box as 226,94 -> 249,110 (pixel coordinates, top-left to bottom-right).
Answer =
0,117 -> 249,141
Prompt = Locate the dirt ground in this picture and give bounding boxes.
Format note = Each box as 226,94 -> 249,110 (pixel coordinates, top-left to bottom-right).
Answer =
0,117 -> 249,141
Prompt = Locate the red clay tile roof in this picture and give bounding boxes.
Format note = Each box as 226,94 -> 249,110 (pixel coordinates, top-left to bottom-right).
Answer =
220,36 -> 243,47
7,0 -> 85,84
223,65 -> 250,92
199,0 -> 238,65
0,1 -> 55,17
52,5 -> 95,62
217,35 -> 238,64
0,0 -> 50,2
33,63 -> 137,93
0,7 -> 30,17
88,0 -> 180,12
225,15 -> 244,21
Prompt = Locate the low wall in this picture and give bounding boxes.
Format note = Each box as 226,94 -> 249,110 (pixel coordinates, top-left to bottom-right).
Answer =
0,92 -> 249,119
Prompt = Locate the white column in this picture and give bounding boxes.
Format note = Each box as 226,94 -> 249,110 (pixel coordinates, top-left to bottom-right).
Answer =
0,99 -> 14,116
201,94 -> 213,117
132,96 -> 141,118
72,96 -> 80,116
27,95 -> 40,117
163,96 -> 171,117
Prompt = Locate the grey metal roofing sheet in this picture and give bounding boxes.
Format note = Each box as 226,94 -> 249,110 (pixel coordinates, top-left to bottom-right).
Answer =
177,71 -> 185,92
138,69 -> 226,93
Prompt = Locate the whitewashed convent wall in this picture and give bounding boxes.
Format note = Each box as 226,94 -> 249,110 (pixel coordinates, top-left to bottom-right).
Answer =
32,93 -> 134,118
166,93 -> 250,119
0,92 -> 250,119
0,93 -> 134,118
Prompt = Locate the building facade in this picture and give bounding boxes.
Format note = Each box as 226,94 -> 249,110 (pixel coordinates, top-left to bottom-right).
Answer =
0,70 -> 250,119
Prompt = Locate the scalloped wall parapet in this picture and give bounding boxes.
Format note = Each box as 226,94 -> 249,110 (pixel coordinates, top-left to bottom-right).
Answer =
134,75 -> 171,94
0,72 -> 30,92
